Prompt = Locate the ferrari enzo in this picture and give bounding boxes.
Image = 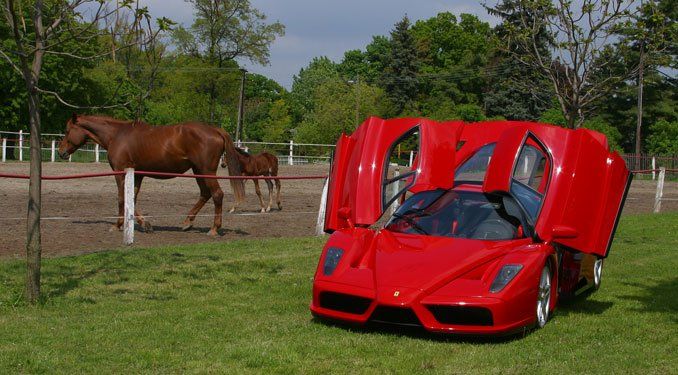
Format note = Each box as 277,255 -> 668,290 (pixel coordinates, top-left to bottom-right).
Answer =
310,117 -> 631,335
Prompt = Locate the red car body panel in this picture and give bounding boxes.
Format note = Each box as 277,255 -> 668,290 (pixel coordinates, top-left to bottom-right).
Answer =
312,117 -> 630,335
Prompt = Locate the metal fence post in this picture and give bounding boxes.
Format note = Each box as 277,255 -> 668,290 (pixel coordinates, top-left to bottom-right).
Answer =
1,138 -> 6,162
409,151 -> 414,167
51,140 -> 56,162
391,167 -> 401,215
123,168 -> 135,245
316,177 -> 329,236
653,167 -> 665,214
18,130 -> 23,161
95,144 -> 100,163
289,140 -> 294,166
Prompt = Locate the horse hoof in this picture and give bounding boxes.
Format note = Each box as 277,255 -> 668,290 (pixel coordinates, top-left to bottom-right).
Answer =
208,229 -> 218,237
260,208 -> 266,213
229,208 -> 235,213
278,204 -> 283,211
265,207 -> 271,213
182,223 -> 193,231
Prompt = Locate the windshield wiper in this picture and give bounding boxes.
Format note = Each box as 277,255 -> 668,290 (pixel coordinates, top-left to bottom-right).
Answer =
391,213 -> 430,235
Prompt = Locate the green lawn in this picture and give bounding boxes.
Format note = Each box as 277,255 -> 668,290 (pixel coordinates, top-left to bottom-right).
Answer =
0,213 -> 676,374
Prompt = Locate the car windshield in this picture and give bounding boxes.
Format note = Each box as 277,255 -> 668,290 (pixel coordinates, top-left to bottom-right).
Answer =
384,189 -> 528,240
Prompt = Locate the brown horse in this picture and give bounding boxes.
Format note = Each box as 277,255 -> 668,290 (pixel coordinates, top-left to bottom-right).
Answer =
58,114 -> 245,236
223,148 -> 281,213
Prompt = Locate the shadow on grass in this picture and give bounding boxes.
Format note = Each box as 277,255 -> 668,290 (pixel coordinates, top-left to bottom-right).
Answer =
618,277 -> 677,322
311,316 -> 532,344
554,296 -> 614,317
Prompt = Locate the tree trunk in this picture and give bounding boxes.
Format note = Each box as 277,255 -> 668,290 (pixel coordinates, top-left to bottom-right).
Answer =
25,85 -> 42,303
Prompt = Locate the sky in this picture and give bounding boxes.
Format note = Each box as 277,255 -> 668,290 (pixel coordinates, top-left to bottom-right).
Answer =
140,0 -> 499,88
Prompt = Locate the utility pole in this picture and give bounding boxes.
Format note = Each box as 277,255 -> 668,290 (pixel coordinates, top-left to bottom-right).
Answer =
235,68 -> 247,143
635,43 -> 644,170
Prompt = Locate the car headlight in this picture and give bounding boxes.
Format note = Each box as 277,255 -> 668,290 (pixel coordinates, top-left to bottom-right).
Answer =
323,247 -> 344,276
490,264 -> 523,293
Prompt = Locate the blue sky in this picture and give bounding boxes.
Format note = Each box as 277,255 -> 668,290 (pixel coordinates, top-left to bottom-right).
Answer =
140,0 -> 499,88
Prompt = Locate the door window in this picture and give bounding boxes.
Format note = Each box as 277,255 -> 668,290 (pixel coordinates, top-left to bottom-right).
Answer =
383,128 -> 419,210
510,137 -> 551,221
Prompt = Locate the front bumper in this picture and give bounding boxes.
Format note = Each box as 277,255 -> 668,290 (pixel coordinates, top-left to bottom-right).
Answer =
310,279 -> 535,336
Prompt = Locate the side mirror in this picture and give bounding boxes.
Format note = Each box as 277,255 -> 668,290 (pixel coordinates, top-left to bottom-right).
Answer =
551,225 -> 578,239
338,207 -> 354,228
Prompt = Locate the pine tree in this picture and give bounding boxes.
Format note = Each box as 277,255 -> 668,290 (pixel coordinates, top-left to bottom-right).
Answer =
384,16 -> 419,115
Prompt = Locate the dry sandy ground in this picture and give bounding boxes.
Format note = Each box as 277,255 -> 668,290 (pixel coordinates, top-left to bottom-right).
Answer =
1,162 -> 675,258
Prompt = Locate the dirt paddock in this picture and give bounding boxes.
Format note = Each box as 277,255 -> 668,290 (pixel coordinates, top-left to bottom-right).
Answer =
1,162 -> 676,259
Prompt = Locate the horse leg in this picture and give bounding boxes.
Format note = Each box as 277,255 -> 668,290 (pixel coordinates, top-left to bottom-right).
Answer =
205,178 -> 224,236
253,179 -> 266,213
133,176 -> 152,233
265,179 -> 274,212
182,177 -> 210,231
111,174 -> 124,232
275,178 -> 282,210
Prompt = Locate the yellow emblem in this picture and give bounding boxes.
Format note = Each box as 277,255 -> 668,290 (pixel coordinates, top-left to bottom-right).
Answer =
393,291 -> 400,297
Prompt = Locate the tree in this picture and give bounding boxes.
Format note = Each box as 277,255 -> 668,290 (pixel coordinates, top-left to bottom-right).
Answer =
615,0 -> 675,156
289,56 -> 339,122
486,0 -> 664,129
295,78 -> 390,144
0,0 -> 168,303
384,16 -> 418,115
646,119 -> 678,155
174,0 -> 284,122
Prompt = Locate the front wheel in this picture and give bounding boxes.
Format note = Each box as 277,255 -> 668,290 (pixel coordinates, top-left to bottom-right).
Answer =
536,265 -> 552,328
593,258 -> 604,290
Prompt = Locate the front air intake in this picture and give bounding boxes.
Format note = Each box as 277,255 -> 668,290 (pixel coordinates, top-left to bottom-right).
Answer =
369,306 -> 422,327
427,305 -> 493,326
318,292 -> 372,315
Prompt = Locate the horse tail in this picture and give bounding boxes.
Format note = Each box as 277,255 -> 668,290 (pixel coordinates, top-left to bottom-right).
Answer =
218,129 -> 246,203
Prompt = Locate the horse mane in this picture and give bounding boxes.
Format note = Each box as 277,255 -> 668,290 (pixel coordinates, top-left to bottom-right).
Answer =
77,114 -> 149,127
236,147 -> 251,157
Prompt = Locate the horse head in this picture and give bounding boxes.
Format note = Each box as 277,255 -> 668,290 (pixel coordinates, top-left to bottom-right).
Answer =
57,113 -> 89,160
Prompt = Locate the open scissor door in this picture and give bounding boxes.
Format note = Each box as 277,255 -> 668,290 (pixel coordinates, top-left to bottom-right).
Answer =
480,124 -> 631,258
324,117 -> 463,232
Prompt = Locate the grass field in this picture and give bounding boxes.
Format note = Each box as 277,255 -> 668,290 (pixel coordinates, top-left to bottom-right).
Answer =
0,213 -> 676,374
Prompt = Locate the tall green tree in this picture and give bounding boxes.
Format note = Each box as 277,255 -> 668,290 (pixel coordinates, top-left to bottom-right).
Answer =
0,0 -> 168,302
384,16 -> 418,115
173,0 -> 284,123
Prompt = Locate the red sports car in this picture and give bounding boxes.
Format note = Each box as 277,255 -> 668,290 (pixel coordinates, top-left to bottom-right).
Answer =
310,117 -> 631,335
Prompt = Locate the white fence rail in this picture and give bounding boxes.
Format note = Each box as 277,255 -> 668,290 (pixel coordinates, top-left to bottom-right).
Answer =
0,131 -> 335,165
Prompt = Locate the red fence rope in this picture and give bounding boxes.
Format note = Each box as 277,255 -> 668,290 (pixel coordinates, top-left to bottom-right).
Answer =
0,171 -> 327,180
1,168 -> 675,181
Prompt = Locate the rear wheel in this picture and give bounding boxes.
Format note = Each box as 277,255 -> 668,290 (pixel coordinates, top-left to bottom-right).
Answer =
593,258 -> 603,290
536,265 -> 552,328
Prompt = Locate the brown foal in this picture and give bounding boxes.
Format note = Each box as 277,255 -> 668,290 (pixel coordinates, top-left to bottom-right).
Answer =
58,114 -> 245,236
223,148 -> 282,213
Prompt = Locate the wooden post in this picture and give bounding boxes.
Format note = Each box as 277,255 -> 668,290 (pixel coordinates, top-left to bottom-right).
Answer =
95,144 -> 100,163
391,168 -> 401,215
123,168 -> 135,245
289,140 -> 294,166
19,129 -> 23,161
1,138 -> 6,162
653,167 -> 665,214
50,140 -> 56,162
316,177 -> 329,236
651,157 -> 656,180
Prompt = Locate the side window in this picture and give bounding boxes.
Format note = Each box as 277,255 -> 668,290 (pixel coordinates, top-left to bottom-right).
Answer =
383,128 -> 419,210
510,137 -> 551,220
455,143 -> 496,183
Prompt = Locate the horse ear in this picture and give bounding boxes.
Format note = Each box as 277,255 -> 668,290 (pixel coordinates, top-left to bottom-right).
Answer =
71,112 -> 78,124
